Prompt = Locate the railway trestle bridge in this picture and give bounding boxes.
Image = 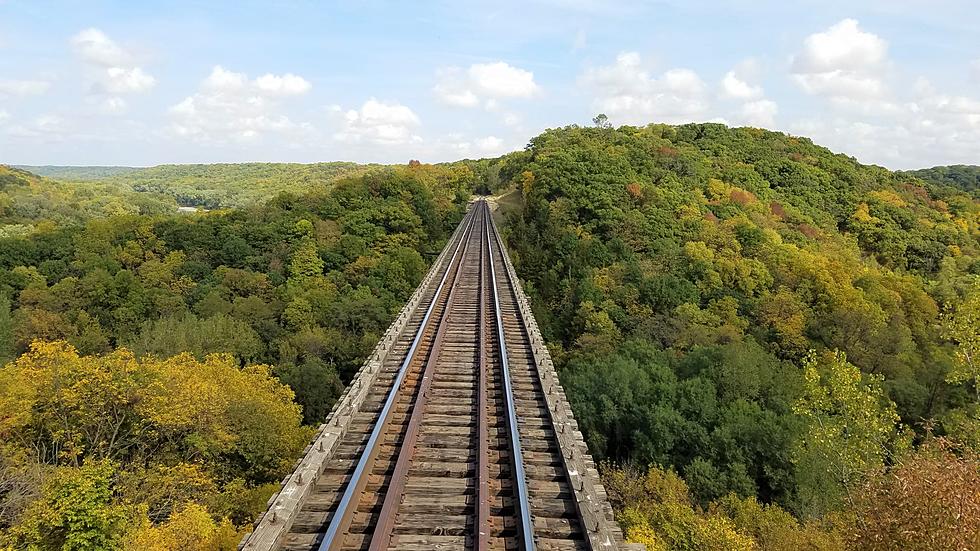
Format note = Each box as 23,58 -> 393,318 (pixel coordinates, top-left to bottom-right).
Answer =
241,200 -> 637,551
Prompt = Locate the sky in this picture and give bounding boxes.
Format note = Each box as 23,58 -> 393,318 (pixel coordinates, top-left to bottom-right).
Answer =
1,0 -> 979,169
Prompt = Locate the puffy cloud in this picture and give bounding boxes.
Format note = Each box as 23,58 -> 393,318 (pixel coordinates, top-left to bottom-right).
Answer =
469,62 -> 539,98
71,28 -> 156,97
433,73 -> 479,107
334,99 -> 421,145
790,76 -> 980,169
99,96 -> 127,115
503,113 -> 522,127
444,135 -> 512,158
782,19 -> 980,167
792,19 -> 887,74
796,71 -> 885,101
255,73 -> 312,96
71,28 -> 131,67
475,135 -> 503,152
0,79 -> 50,96
6,114 -> 69,141
721,71 -> 762,100
792,19 -> 888,103
738,99 -> 778,127
720,59 -> 763,100
104,67 -> 155,94
197,66 -> 311,96
434,61 -> 539,108
203,66 -> 247,92
580,52 -> 708,124
169,66 -> 313,144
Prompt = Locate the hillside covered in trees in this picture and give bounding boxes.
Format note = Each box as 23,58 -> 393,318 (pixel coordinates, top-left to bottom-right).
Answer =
901,164 -> 980,194
0,166 -> 178,237
18,162 -> 371,209
0,122 -> 978,550
0,162 -> 471,548
497,123 -> 980,549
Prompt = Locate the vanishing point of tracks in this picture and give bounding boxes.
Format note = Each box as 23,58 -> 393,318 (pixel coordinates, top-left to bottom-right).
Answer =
242,200 -> 630,551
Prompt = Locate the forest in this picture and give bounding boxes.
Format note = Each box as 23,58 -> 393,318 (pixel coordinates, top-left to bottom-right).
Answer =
497,123 -> 980,549
0,122 -> 978,550
901,164 -> 980,195
0,161 -> 471,549
17,162 -> 372,209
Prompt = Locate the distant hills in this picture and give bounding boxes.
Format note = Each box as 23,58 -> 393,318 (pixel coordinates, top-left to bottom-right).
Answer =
14,165 -> 143,180
900,164 -> 980,193
15,162 -> 372,209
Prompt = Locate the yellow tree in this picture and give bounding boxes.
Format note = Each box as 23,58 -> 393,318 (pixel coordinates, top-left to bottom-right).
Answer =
943,281 -> 980,401
791,351 -> 904,518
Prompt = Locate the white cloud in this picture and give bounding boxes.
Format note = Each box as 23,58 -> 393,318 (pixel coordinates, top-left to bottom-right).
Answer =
783,18 -> 980,167
434,61 -> 539,108
789,75 -> 980,169
792,19 -> 888,103
580,52 -> 708,124
203,66 -> 247,92
0,79 -> 50,96
433,72 -> 480,107
169,66 -> 313,144
0,110 -> 9,123
792,19 -> 887,74
334,99 -> 421,145
503,113 -> 522,127
738,99 -> 778,127
720,59 -> 765,101
71,28 -> 131,67
795,71 -> 885,101
71,28 -> 156,99
100,96 -> 127,115
971,59 -> 980,82
6,114 -> 69,141
255,73 -> 312,96
442,134 -> 512,158
104,67 -> 155,94
469,62 -> 539,98
721,71 -> 762,100
476,135 -> 503,151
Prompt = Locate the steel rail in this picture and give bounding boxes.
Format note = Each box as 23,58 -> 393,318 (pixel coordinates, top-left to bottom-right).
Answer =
367,205 -> 480,551
476,202 -> 491,550
317,206 -> 478,551
484,200 -> 536,550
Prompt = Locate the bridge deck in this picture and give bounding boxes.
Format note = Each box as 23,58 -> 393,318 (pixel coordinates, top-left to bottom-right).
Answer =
241,200 -> 634,551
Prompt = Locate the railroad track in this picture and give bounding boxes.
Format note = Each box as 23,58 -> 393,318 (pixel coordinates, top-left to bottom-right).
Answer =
243,200 -> 632,551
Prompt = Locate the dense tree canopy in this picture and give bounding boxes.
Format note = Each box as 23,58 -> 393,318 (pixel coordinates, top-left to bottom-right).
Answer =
0,162 -> 471,547
901,164 -> 980,194
19,162 -> 372,209
0,166 -> 176,235
498,122 -> 980,543
2,122 -> 978,549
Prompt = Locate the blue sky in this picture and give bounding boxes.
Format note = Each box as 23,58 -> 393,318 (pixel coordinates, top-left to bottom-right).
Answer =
1,0 -> 978,169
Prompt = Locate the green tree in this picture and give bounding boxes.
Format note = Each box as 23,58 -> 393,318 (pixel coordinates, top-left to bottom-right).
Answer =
0,294 -> 14,364
791,351 -> 903,518
6,461 -> 131,551
276,358 -> 344,425
288,237 -> 324,281
942,281 -> 980,401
